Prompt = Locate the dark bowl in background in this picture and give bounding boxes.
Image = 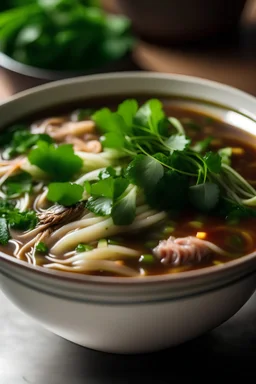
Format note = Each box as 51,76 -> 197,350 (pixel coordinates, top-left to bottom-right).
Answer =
0,51 -> 136,95
117,0 -> 248,43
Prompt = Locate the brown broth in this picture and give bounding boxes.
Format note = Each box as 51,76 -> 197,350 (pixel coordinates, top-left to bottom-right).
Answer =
1,97 -> 256,277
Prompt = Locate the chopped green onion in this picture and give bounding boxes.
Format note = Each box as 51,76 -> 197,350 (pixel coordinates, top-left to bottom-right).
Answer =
139,254 -> 155,264
108,239 -> 120,245
35,241 -> 48,253
144,240 -> 158,248
188,221 -> 204,229
76,244 -> 94,253
163,226 -> 175,235
97,239 -> 108,248
226,234 -> 244,250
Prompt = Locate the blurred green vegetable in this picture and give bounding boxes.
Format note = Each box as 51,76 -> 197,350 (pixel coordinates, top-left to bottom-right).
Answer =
0,0 -> 99,11
0,0 -> 134,71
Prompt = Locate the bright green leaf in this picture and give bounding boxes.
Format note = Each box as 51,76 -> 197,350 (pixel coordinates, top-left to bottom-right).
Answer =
100,131 -> 125,149
90,177 -> 114,198
28,141 -> 83,181
86,196 -> 112,216
112,186 -> 136,225
113,178 -> 129,200
117,99 -> 138,127
92,108 -> 127,133
204,152 -> 222,173
2,172 -> 32,197
126,154 -> 164,190
47,182 -> 84,206
134,99 -> 164,133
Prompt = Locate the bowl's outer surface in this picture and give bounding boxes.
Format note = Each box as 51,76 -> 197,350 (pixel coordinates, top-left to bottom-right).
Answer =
0,72 -> 256,353
1,266 -> 255,354
0,51 -> 135,94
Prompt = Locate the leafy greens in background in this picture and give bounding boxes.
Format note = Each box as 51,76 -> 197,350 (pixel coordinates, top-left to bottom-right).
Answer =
0,0 -> 134,71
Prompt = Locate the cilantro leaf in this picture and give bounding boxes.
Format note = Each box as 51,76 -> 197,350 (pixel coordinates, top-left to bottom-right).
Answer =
203,152 -> 222,173
98,167 -> 117,180
89,176 -> 129,200
2,130 -> 52,159
126,154 -> 164,190
117,99 -> 138,127
2,172 -> 32,197
8,210 -> 38,230
134,99 -> 165,134
0,218 -> 10,245
47,182 -> 84,206
165,134 -> 190,154
113,178 -> 129,200
189,183 -> 220,212
100,131 -> 125,149
92,108 -> 127,133
86,196 -> 112,216
0,124 -> 28,147
90,178 -> 114,198
146,171 -> 189,210
28,141 -> 83,181
112,186 -> 136,225
0,200 -> 15,211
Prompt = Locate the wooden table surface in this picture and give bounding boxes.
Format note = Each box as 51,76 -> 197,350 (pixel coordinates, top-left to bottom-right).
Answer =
133,0 -> 256,96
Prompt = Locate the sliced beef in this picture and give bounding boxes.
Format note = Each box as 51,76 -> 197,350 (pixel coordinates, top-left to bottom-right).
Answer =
38,202 -> 85,227
153,236 -> 212,266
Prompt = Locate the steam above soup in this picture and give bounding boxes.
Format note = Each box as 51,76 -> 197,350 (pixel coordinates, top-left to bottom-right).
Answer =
0,97 -> 256,277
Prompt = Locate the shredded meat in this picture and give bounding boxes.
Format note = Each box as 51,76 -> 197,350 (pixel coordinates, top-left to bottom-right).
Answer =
66,137 -> 102,153
38,202 -> 85,227
153,236 -> 212,266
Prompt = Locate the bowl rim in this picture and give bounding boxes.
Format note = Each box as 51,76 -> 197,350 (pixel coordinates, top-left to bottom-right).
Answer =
0,71 -> 256,286
0,51 -> 132,81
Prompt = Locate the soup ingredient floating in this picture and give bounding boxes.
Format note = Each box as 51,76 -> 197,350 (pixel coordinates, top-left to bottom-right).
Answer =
0,0 -> 134,71
0,98 -> 256,277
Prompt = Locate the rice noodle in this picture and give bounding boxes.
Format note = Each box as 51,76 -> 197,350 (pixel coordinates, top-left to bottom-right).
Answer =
49,216 -> 104,241
33,189 -> 48,212
0,163 -> 21,185
16,233 -> 41,259
16,192 -> 30,212
51,210 -> 167,255
44,259 -> 138,277
47,245 -> 140,264
75,169 -> 105,184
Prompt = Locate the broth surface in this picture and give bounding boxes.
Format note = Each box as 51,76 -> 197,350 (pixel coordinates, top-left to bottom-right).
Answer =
1,97 -> 256,277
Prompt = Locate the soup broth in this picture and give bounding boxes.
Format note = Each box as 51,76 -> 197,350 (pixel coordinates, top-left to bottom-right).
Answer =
0,97 -> 256,277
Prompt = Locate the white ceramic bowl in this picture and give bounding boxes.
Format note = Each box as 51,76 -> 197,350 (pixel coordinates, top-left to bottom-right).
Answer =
0,72 -> 256,354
